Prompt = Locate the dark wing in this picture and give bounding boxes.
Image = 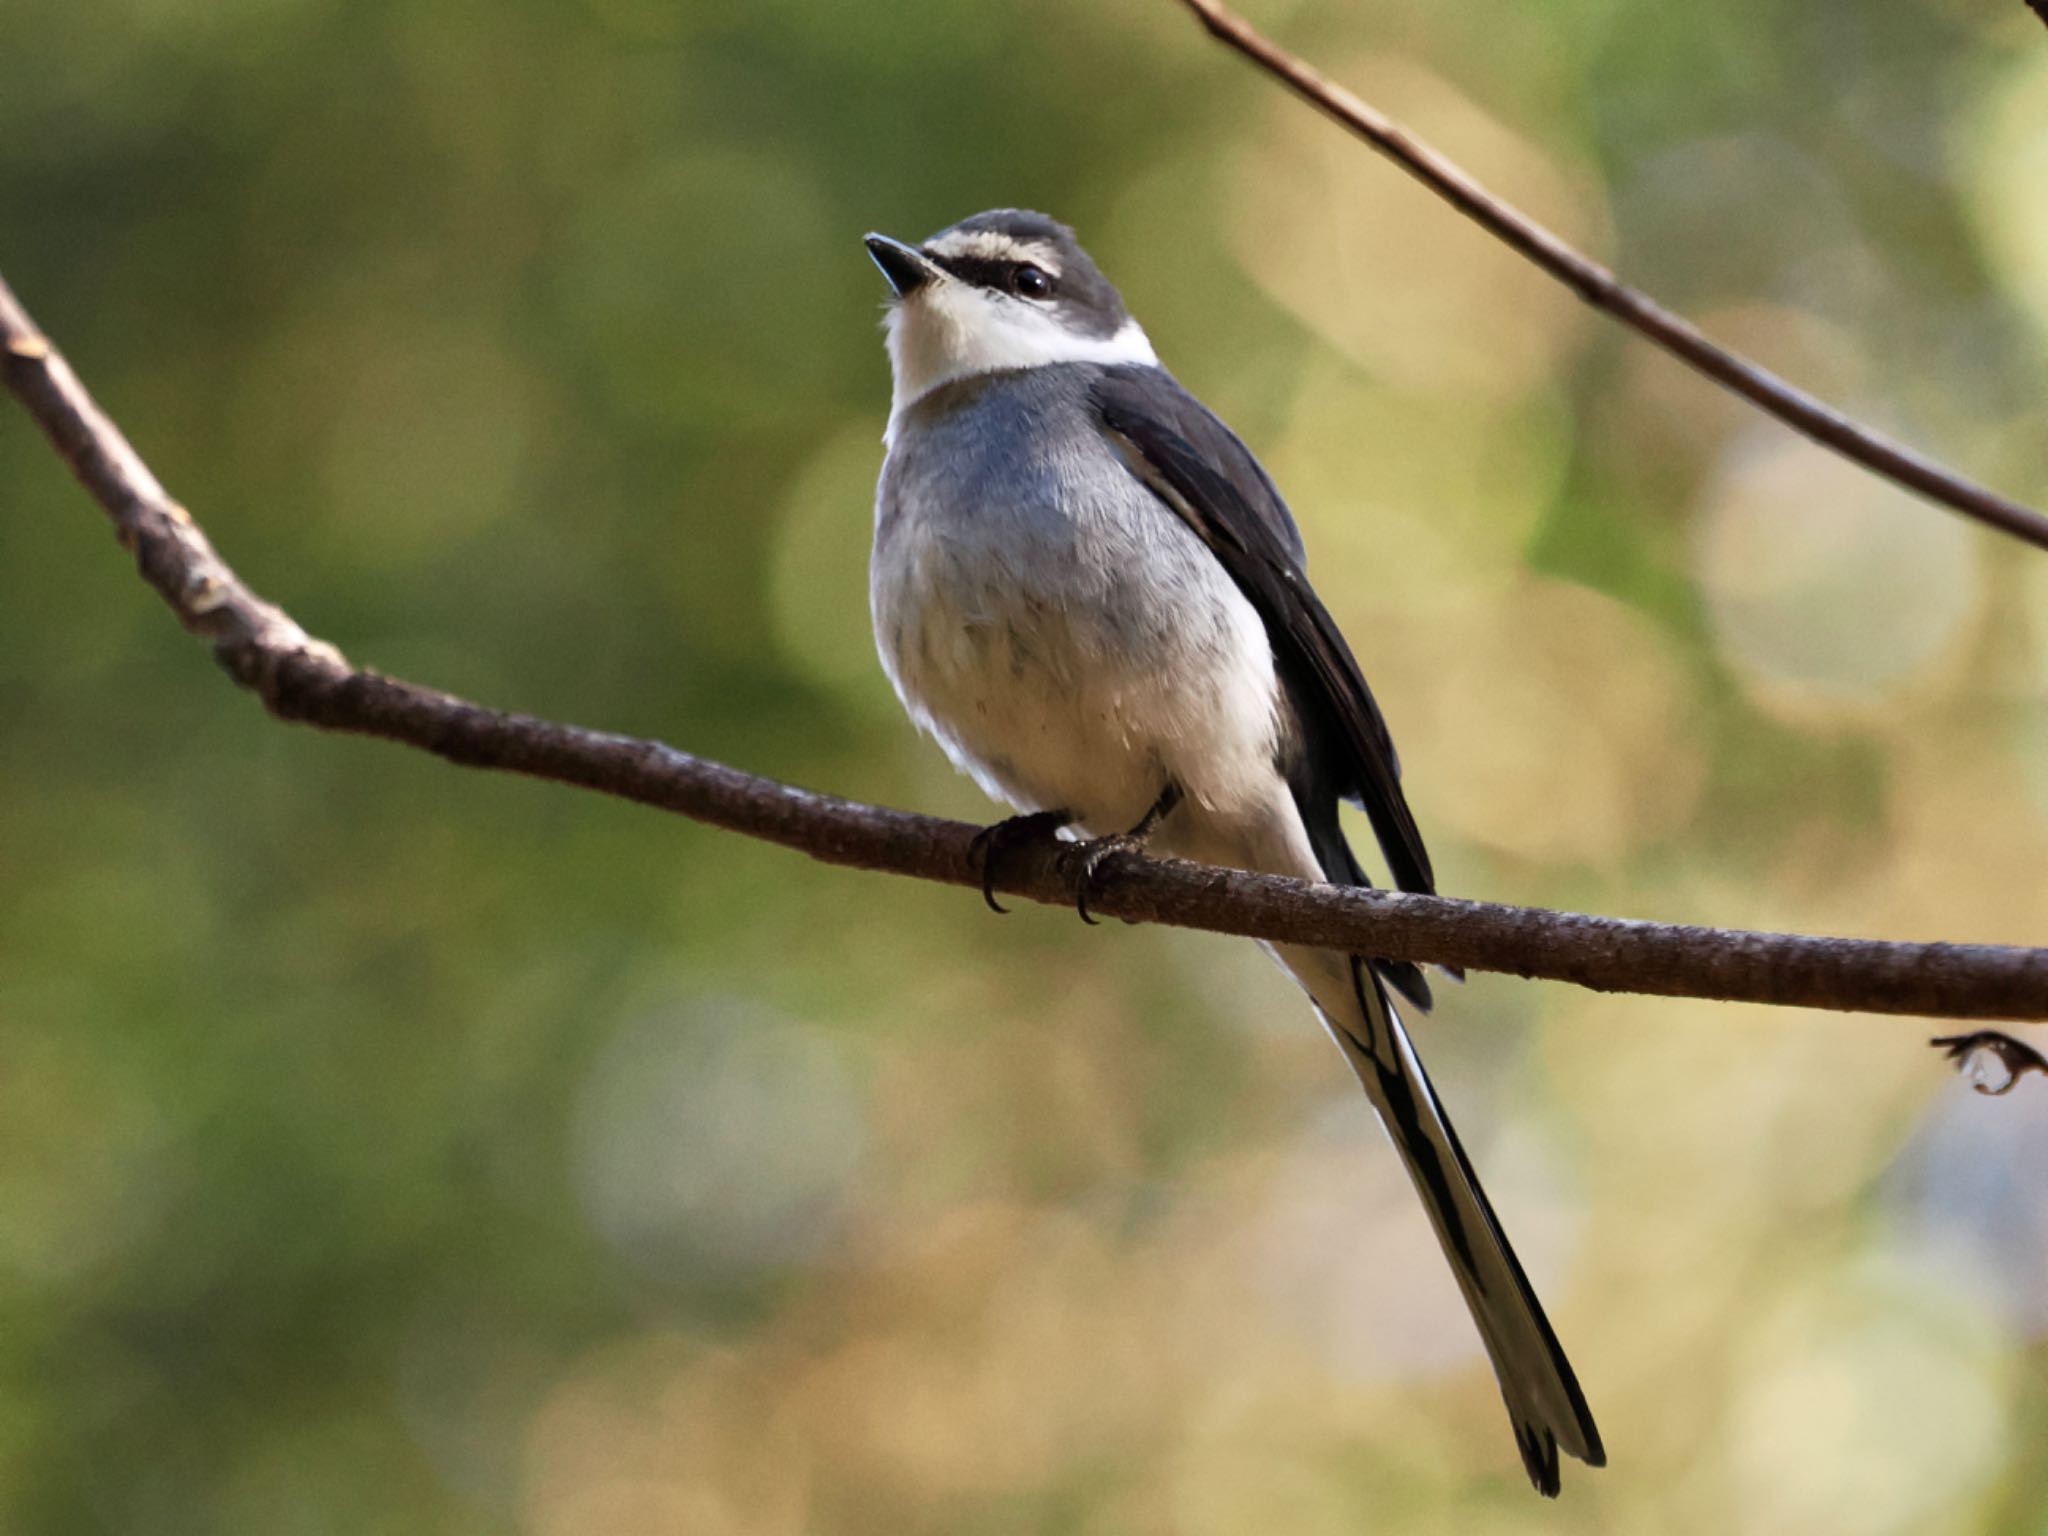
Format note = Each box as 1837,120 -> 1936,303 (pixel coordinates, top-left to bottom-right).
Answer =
1090,364 -> 1435,899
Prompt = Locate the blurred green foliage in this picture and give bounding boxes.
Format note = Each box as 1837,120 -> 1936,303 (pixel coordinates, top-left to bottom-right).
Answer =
4,0 -> 2048,1531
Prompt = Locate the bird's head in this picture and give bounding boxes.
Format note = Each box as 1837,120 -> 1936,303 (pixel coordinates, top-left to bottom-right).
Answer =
865,209 -> 1157,417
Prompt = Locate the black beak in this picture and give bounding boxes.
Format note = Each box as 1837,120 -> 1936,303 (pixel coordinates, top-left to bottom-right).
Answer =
864,233 -> 936,298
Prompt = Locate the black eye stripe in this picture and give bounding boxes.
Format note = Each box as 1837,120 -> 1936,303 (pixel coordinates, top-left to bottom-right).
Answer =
916,221 -> 1131,339
925,251 -> 1053,294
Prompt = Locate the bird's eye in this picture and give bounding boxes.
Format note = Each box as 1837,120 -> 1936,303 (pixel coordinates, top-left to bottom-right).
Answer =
1012,264 -> 1053,300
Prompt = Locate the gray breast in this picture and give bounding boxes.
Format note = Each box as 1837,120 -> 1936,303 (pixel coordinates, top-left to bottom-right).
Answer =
869,363 -> 1285,831
874,365 -> 1214,684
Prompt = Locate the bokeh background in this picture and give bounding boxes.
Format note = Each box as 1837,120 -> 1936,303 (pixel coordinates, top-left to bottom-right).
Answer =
4,0 -> 2048,1530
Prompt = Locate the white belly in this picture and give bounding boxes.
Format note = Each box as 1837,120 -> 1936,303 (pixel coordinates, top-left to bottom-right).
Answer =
871,482 -> 1288,839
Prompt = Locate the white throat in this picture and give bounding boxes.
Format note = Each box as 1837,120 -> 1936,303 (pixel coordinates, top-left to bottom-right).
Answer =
882,283 -> 1158,445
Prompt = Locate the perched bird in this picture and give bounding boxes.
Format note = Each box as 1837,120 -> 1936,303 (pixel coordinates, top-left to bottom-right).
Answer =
864,209 -> 1603,1496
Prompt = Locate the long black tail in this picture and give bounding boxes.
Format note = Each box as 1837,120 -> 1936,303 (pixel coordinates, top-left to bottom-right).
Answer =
1287,946 -> 1604,1495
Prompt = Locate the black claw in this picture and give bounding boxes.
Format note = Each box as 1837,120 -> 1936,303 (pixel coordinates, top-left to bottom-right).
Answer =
1066,834 -> 1141,925
1062,784 -> 1182,926
965,825 -> 1007,914
967,809 -> 1072,914
968,786 -> 1180,924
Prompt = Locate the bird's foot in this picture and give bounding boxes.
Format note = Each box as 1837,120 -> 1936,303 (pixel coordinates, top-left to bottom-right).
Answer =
967,808 -> 1073,914
1057,833 -> 1149,926
1057,783 -> 1183,926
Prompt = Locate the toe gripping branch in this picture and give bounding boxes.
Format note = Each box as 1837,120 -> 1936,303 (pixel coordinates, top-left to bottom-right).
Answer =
967,809 -> 1074,914
968,784 -> 1184,925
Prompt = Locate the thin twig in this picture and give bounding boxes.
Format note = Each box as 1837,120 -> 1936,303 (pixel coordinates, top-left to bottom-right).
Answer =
1931,1031 -> 2048,1093
5,274 -> 2045,1019
1174,0 -> 2048,554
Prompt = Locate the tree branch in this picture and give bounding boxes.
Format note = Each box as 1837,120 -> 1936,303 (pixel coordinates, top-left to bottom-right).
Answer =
1174,0 -> 2048,554
4,271 -> 2045,1020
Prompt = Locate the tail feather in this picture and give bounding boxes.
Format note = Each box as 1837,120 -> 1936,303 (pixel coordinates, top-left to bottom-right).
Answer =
1304,796 -> 1457,1011
1296,950 -> 1604,1495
